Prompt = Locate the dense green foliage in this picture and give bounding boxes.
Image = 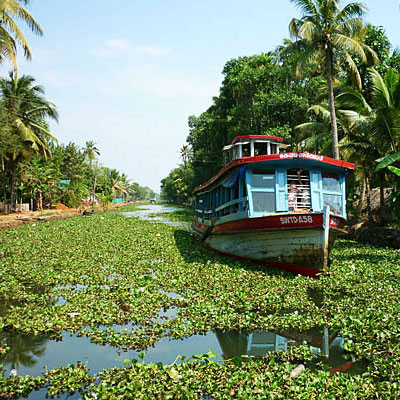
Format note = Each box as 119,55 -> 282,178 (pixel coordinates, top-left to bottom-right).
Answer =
1,137 -> 156,209
162,53 -> 320,203
162,24 -> 400,220
0,208 -> 399,398
282,0 -> 377,159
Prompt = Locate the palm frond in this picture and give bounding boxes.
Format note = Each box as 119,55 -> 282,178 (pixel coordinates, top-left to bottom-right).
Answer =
0,10 -> 32,59
376,152 -> 400,171
388,166 -> 400,176
290,0 -> 319,18
289,18 -> 303,39
298,20 -> 317,42
337,87 -> 371,113
333,34 -> 367,62
294,121 -> 328,138
338,109 -> 367,125
307,104 -> 331,121
342,50 -> 362,90
0,27 -> 17,68
336,2 -> 367,22
369,68 -> 392,109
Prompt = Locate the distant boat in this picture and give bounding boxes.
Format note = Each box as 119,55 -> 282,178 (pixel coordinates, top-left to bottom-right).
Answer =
192,135 -> 354,276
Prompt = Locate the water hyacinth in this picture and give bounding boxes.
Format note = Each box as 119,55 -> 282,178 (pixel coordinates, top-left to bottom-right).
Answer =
0,204 -> 399,398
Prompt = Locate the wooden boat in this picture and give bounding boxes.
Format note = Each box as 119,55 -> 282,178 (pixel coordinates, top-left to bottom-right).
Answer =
192,135 -> 354,276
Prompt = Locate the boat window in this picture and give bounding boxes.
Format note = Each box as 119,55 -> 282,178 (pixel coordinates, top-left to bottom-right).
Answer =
252,192 -> 276,213
322,173 -> 341,192
252,170 -> 275,189
321,173 -> 342,215
287,169 -> 311,211
254,142 -> 268,156
323,194 -> 343,215
242,144 -> 250,157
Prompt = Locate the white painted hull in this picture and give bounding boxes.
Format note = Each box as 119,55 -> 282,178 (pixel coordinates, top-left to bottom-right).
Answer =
204,227 -> 338,273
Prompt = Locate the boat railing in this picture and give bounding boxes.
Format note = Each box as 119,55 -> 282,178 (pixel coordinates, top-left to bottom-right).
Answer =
215,196 -> 248,216
197,196 -> 249,221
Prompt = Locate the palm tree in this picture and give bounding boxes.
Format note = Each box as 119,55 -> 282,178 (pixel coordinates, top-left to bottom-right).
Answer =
338,68 -> 400,215
0,0 -> 43,69
0,72 -> 58,209
107,169 -> 128,202
281,0 -> 378,159
180,145 -> 191,169
84,141 -> 100,169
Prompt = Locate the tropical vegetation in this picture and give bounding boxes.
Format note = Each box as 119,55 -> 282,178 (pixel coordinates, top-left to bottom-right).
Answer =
162,20 -> 400,222
0,1 -> 156,212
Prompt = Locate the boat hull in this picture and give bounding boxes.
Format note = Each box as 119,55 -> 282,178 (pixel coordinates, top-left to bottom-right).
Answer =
193,212 -> 344,276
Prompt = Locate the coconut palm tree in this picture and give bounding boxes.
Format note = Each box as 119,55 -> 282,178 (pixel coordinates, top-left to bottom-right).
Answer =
0,0 -> 43,69
337,68 -> 400,215
180,145 -> 191,169
338,68 -> 400,158
280,0 -> 378,159
0,71 -> 58,209
84,141 -> 100,169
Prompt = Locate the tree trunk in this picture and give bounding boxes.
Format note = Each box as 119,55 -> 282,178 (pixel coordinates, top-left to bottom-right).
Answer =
36,189 -> 43,210
10,161 -> 17,212
357,175 -> 367,215
366,175 -> 372,220
92,159 -> 99,206
326,50 -> 340,160
379,171 -> 385,220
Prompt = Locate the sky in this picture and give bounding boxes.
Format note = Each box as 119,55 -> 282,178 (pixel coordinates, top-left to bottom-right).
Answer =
2,0 -> 400,192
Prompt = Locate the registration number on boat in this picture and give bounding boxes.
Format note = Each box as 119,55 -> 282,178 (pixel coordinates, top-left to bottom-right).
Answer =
280,216 -> 313,224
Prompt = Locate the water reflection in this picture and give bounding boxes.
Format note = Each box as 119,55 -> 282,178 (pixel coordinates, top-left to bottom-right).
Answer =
216,328 -> 330,360
216,328 -> 368,375
0,332 -> 49,370
0,326 -> 367,379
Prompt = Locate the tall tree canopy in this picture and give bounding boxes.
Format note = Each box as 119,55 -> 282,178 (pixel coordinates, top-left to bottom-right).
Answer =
280,0 -> 377,159
0,0 -> 43,68
0,72 -> 58,208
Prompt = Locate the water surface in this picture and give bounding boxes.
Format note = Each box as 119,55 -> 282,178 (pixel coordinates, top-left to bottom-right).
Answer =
123,204 -> 190,228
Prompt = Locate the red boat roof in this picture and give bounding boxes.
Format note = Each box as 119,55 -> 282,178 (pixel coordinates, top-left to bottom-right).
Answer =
231,135 -> 284,144
193,152 -> 354,194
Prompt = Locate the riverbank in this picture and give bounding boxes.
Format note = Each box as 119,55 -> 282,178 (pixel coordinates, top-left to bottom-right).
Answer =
0,204 -> 399,398
0,209 -> 80,230
0,203 -> 132,230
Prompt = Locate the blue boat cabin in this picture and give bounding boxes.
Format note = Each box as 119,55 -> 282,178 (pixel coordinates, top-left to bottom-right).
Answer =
195,136 -> 349,225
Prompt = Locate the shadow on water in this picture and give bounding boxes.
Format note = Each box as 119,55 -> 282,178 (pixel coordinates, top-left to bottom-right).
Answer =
173,229 -> 298,278
0,297 -> 26,317
307,287 -> 324,308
